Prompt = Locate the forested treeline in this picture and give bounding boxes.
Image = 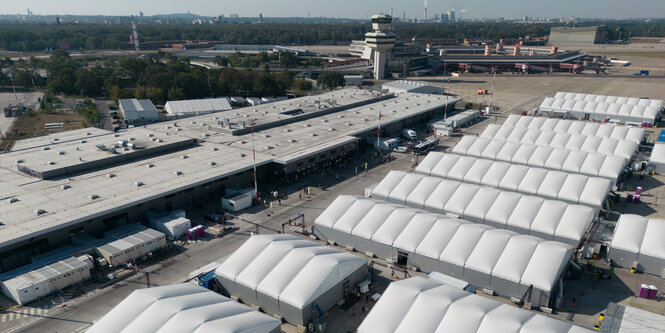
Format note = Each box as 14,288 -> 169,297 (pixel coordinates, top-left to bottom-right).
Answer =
1,50 -> 315,103
0,20 -> 663,52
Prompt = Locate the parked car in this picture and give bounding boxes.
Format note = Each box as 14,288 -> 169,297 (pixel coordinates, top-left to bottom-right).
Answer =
109,105 -> 118,110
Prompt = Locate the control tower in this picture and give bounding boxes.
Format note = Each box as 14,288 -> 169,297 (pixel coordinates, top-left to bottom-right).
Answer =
365,14 -> 396,79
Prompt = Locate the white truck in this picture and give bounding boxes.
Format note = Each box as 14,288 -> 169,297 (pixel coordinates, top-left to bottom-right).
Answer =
366,137 -> 400,151
402,129 -> 417,140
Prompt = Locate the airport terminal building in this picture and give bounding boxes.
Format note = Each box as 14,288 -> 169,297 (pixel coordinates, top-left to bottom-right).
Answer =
0,88 -> 459,273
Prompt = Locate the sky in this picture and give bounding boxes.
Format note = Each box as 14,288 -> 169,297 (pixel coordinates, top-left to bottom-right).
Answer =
8,0 -> 665,19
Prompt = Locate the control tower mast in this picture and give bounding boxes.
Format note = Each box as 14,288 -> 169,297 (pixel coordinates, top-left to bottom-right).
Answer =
365,14 -> 396,80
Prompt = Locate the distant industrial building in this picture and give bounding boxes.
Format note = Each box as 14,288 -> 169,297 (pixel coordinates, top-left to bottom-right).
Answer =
549,26 -> 607,45
119,99 -> 159,124
383,80 -> 442,95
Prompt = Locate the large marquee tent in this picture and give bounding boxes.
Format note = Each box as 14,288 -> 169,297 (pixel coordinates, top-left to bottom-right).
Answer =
214,234 -> 368,326
480,124 -> 638,160
451,136 -> 626,182
357,277 -> 593,333
538,92 -> 663,125
501,115 -> 645,144
314,196 -> 574,307
609,215 -> 665,276
369,170 -> 594,245
86,283 -> 281,333
415,152 -> 611,209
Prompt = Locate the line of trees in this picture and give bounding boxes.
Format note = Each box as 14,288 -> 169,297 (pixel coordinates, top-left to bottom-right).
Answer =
3,50 -> 319,104
0,20 -> 663,52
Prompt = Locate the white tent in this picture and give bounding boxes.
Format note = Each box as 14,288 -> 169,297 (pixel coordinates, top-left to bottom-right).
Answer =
370,171 -> 594,245
480,124 -> 638,160
649,143 -> 665,174
314,196 -> 574,306
502,115 -> 645,144
537,93 -> 663,125
357,277 -> 592,333
452,136 -> 626,182
609,215 -> 665,276
214,234 -> 367,325
86,283 -> 281,333
415,153 -> 611,209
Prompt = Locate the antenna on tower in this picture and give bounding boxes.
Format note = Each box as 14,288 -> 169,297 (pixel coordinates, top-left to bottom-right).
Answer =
131,22 -> 140,51
424,0 -> 428,22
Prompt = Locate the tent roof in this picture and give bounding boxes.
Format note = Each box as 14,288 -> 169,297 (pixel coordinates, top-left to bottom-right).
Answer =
611,215 -> 665,260
214,234 -> 367,309
357,277 -> 592,333
316,196 -> 574,293
451,136 -> 626,182
86,283 -> 281,333
370,171 -> 593,244
415,153 -> 610,209
481,125 -> 638,160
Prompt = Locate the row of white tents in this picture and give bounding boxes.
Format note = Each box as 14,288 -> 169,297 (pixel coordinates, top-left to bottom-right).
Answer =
214,234 -> 368,326
538,92 -> 663,125
452,136 -> 626,182
415,152 -> 611,209
502,114 -> 645,144
314,196 -> 574,307
481,124 -> 638,160
358,277 -> 592,333
609,215 -> 665,276
370,170 -> 594,245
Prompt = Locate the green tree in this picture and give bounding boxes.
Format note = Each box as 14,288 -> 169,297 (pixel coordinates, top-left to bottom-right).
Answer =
13,70 -> 33,88
109,85 -> 132,103
167,86 -> 186,101
279,51 -> 301,67
293,79 -> 312,92
74,68 -> 102,96
317,72 -> 345,91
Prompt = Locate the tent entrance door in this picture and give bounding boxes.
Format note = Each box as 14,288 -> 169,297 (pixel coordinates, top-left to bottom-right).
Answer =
397,251 -> 408,266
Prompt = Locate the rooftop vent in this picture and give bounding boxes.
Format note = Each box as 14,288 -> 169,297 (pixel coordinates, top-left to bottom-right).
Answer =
328,128 -> 336,131
80,140 -> 87,143
135,182 -> 144,187
165,125 -> 172,129
212,147 -> 219,151
311,133 -> 318,137
36,209 -> 46,215
90,194 -> 99,200
16,159 -> 23,164
191,121 -> 197,124
86,132 -> 92,135
48,161 -> 56,165
174,171 -> 183,176
9,198 -> 18,203
338,115 -> 345,118
264,146 -> 273,150
181,155 -> 188,159
61,184 -> 71,190
261,134 -> 271,138
147,163 -> 155,168
43,147 -> 50,151
114,134 -> 120,137
129,137 -> 135,141
288,139 -> 297,143
107,173 -> 115,178
321,119 -> 328,123
53,138 -> 59,142
304,124 -> 311,127
202,133 -> 210,137
240,153 -> 247,158
147,133 -> 154,137
209,161 -> 217,166
284,129 -> 292,132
